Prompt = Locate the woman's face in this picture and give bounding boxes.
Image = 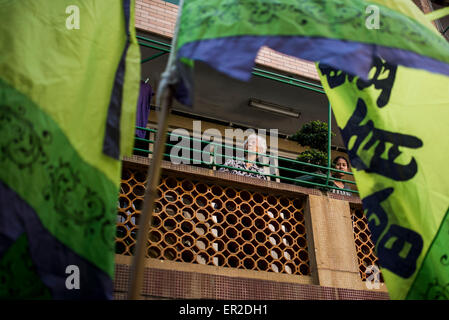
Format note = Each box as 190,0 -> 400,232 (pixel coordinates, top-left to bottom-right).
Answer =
335,158 -> 348,175
246,137 -> 260,153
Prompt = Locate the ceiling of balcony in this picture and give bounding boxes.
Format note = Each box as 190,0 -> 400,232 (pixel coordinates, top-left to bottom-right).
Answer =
138,31 -> 346,149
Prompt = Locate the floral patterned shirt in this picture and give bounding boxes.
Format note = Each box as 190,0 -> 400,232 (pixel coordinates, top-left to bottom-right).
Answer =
219,159 -> 267,180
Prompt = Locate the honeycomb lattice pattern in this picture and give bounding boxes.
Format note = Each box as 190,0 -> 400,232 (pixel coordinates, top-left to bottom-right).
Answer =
116,166 -> 310,276
351,207 -> 384,282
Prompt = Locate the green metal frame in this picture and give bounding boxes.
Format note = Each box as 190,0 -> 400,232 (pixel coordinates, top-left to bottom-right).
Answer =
137,35 -> 352,194
141,51 -> 167,63
161,0 -> 180,5
325,102 -> 332,187
137,35 -> 325,93
135,126 -> 357,194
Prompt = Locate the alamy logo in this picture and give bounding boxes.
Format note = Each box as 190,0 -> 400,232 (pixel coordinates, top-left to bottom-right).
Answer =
366,5 -> 380,30
66,5 -> 80,30
169,121 -> 278,166
65,265 -> 80,290
365,265 -> 383,289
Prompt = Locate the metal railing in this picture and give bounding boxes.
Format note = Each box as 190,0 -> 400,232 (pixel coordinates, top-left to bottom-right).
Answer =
133,126 -> 358,195
137,35 -> 325,94
136,35 -> 351,193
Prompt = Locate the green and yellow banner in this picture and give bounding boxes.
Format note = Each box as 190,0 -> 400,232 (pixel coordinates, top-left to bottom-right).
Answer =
169,0 -> 449,299
318,59 -> 449,299
0,0 -> 140,298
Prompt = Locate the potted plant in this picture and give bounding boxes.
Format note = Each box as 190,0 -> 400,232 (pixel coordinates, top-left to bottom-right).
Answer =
288,120 -> 335,187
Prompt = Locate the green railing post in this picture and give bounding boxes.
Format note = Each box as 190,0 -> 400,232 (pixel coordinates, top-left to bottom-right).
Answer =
136,37 -> 326,93
141,51 -> 167,64
326,102 -> 332,187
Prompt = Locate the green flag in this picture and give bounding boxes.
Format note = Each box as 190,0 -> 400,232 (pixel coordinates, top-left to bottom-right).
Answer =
162,0 -> 449,299
0,0 -> 140,298
315,1 -> 449,300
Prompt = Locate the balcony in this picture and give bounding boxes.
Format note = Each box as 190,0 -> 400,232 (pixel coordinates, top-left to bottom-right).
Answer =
121,6 -> 391,297
113,125 -> 388,300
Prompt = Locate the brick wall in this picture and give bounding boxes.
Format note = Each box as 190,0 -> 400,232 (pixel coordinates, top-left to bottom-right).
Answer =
135,0 -> 178,38
135,0 -> 320,81
255,47 -> 320,80
413,0 -> 434,13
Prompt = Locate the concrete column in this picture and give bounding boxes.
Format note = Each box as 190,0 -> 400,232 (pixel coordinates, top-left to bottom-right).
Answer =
305,195 -> 365,290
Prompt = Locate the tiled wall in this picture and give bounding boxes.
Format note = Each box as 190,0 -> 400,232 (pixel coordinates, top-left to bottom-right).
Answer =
136,0 -> 178,37
114,263 -> 389,300
413,0 -> 434,13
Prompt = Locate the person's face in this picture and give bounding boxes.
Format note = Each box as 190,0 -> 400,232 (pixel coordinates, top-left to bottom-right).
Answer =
246,137 -> 260,153
335,158 -> 348,175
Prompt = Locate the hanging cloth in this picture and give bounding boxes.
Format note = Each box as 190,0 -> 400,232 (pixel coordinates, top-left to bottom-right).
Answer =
135,81 -> 153,138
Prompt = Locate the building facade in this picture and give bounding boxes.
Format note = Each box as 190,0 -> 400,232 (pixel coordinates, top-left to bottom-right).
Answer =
114,0 -> 447,300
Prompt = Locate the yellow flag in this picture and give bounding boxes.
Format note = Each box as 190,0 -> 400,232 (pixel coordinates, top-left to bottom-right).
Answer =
318,59 -> 449,300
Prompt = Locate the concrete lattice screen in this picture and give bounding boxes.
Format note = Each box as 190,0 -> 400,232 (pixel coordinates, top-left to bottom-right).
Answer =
351,207 -> 384,282
116,165 -> 382,282
116,166 -> 310,276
